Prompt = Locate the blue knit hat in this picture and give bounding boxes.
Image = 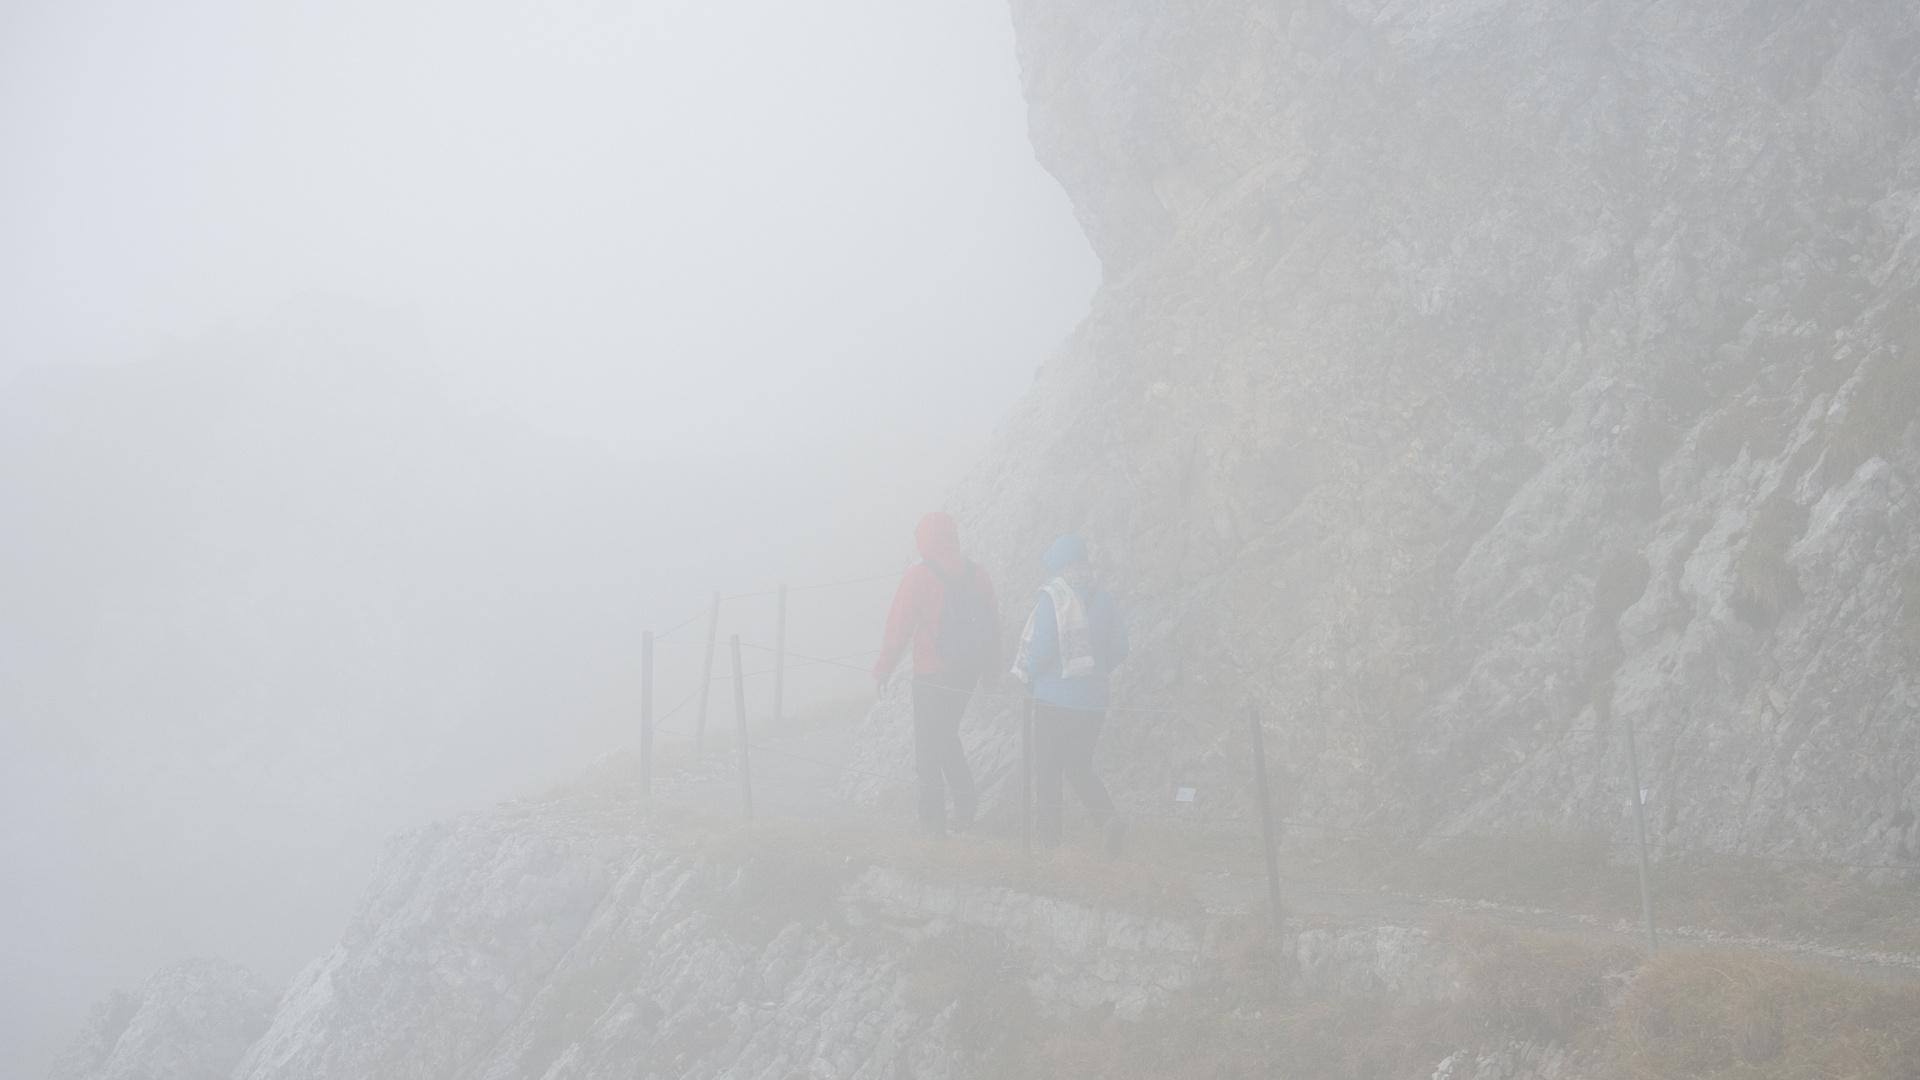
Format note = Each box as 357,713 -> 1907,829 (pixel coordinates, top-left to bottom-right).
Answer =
1042,533 -> 1087,573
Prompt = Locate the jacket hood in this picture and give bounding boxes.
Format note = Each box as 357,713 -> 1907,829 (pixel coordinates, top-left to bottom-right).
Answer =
914,512 -> 964,569
1043,533 -> 1087,573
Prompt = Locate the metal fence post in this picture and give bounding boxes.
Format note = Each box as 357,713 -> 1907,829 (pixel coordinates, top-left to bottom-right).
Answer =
1248,707 -> 1286,937
1622,713 -> 1659,956
773,583 -> 787,723
1022,692 -> 1034,854
640,630 -> 653,797
696,590 -> 720,755
731,633 -> 753,821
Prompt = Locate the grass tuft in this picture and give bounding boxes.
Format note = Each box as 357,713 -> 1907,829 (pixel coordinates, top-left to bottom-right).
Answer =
1599,951 -> 1920,1080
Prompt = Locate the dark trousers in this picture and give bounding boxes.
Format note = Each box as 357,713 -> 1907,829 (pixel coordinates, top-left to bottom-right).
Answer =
912,672 -> 977,828
1033,701 -> 1116,846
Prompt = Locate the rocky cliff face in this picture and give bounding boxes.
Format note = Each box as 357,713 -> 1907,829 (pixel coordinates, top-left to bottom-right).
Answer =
50,959 -> 274,1080
854,0 -> 1920,871
183,787 -> 1219,1080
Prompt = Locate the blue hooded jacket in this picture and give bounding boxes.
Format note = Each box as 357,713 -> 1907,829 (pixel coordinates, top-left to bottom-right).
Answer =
1024,535 -> 1128,708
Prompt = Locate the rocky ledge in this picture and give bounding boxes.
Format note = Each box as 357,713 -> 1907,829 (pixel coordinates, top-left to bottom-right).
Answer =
52,777 -> 1601,1080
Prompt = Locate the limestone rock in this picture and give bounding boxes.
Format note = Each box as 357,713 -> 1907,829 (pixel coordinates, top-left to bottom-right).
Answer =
50,958 -> 274,1080
851,0 -> 1920,873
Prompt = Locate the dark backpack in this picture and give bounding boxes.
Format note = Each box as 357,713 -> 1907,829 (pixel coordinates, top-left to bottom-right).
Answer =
923,560 -> 996,680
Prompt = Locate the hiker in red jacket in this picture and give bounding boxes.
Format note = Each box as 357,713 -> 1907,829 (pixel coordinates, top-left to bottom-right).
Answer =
873,511 -> 999,836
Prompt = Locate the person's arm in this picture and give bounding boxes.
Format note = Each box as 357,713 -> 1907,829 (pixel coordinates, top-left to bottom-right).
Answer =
873,569 -> 925,686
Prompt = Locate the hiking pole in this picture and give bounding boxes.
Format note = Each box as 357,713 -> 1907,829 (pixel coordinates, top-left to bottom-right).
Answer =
696,590 -> 720,756
1621,708 -> 1659,956
1021,690 -> 1034,855
1248,707 -> 1286,938
731,633 -> 753,822
640,630 -> 653,798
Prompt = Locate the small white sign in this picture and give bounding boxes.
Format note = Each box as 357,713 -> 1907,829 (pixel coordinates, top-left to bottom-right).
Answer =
1639,788 -> 1650,805
1175,787 -> 1196,803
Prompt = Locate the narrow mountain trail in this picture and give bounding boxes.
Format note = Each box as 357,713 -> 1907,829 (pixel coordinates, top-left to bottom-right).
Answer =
652,714 -> 1920,991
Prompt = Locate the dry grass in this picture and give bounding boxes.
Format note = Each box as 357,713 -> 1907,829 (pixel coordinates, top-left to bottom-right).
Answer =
1443,917 -> 1637,1039
984,920 -> 1632,1080
1026,814 -> 1920,957
936,922 -> 1920,1080
1595,951 -> 1920,1080
546,753 -> 1920,958
524,774 -> 1920,1080
1294,833 -> 1920,955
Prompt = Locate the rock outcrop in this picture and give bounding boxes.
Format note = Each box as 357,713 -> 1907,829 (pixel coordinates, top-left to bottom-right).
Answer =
54,779 -> 1569,1080
196,789 -> 1213,1080
49,959 -> 274,1080
855,0 -> 1920,873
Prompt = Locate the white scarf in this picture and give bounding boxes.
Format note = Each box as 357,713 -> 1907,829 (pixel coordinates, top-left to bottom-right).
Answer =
1012,565 -> 1097,681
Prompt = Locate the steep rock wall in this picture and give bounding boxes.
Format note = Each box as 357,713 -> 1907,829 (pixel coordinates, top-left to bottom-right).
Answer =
860,0 -> 1920,871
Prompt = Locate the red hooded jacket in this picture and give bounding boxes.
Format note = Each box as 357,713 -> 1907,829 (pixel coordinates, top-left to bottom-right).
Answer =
874,512 -> 998,680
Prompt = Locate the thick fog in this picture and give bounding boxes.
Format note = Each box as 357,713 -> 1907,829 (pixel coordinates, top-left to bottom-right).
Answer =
0,3 -> 1096,1076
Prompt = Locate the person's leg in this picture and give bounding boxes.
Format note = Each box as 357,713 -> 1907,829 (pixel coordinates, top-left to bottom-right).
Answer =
930,673 -> 977,827
1062,709 -> 1116,822
911,678 -> 949,830
1032,702 -> 1070,847
1062,709 -> 1124,856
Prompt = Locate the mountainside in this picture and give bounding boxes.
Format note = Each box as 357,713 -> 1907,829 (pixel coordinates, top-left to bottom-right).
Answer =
46,765 -> 1698,1080
40,2 -> 1920,1075
858,0 -> 1920,871
58,758 -> 1920,1080
66,781 -> 1235,1080
49,960 -> 274,1080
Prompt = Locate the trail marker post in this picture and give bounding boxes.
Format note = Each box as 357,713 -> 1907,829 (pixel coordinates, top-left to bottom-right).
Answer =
773,584 -> 787,723
731,633 -> 753,822
1248,707 -> 1286,937
640,630 -> 653,797
696,591 -> 720,755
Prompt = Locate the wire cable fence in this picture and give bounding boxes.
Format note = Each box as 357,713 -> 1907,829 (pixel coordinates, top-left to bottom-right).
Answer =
628,565 -> 1920,952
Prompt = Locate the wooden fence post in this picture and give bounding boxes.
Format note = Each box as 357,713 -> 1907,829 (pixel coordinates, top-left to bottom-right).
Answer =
773,583 -> 787,723
1248,707 -> 1286,937
731,633 -> 753,822
696,591 -> 720,755
640,630 -> 653,797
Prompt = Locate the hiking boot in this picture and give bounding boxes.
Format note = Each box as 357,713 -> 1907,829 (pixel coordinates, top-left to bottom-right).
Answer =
1103,817 -> 1128,860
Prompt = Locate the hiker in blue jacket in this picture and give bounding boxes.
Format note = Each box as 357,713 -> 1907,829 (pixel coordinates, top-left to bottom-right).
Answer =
1011,533 -> 1130,857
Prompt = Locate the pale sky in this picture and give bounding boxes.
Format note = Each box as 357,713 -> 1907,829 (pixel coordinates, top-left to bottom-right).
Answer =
0,4 -> 1098,1076
0,0 -> 1097,464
